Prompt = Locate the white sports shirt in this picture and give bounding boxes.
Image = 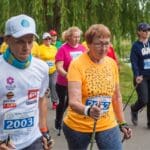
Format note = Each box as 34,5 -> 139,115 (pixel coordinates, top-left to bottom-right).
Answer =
0,55 -> 49,149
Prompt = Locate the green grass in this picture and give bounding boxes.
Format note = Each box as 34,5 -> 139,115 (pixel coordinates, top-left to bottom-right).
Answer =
119,61 -> 137,104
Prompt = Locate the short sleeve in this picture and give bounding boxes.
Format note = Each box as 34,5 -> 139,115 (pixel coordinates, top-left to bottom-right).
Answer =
67,61 -> 82,82
55,47 -> 65,62
39,65 -> 49,97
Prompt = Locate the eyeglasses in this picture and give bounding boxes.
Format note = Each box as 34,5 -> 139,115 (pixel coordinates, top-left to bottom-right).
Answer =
93,41 -> 110,47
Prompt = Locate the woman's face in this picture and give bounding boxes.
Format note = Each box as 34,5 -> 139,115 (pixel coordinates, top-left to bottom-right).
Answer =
138,30 -> 150,40
43,37 -> 51,46
89,36 -> 110,59
68,31 -> 81,47
51,35 -> 57,44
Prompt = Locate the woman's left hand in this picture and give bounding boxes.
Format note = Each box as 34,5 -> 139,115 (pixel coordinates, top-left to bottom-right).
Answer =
120,124 -> 132,141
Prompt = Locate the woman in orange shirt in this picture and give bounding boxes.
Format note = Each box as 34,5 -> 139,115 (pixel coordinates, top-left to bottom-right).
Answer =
63,24 -> 132,150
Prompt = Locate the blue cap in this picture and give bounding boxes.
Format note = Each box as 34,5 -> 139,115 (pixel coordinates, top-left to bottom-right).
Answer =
137,23 -> 150,31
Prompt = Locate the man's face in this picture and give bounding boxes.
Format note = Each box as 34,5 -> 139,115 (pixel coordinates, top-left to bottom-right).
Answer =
6,34 -> 34,61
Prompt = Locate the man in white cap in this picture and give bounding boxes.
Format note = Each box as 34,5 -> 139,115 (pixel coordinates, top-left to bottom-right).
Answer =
0,14 -> 53,149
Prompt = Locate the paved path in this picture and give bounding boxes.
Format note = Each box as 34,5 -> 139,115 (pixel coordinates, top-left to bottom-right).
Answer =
47,104 -> 150,150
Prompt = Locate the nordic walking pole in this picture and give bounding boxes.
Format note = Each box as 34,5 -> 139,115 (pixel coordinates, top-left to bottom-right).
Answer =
123,83 -> 138,111
121,83 -> 138,143
90,119 -> 97,150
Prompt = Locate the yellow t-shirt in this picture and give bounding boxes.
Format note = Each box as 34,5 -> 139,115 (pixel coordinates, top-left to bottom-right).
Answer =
39,44 -> 57,74
0,42 -> 7,53
82,41 -> 89,51
31,41 -> 40,57
64,53 -> 119,132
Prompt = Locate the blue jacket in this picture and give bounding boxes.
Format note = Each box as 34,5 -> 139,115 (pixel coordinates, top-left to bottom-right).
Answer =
130,40 -> 150,77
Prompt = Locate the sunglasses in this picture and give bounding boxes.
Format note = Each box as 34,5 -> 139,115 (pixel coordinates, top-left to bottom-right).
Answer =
141,29 -> 150,32
44,38 -> 51,40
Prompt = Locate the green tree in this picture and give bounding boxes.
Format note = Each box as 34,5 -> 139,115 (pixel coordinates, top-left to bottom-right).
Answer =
0,0 -> 149,50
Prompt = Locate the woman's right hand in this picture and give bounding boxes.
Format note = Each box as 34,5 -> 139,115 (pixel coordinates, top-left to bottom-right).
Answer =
89,105 -> 101,120
136,75 -> 143,84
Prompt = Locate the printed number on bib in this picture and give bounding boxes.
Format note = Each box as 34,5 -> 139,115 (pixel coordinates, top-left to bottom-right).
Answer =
85,96 -> 111,115
70,51 -> 83,60
4,117 -> 34,130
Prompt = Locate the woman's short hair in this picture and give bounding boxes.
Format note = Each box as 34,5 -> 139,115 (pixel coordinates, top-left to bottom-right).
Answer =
62,26 -> 82,41
85,24 -> 111,44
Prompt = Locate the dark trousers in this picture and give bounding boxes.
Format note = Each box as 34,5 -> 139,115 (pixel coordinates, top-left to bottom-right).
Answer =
49,72 -> 58,103
22,137 -> 43,150
132,77 -> 150,123
55,83 -> 68,123
63,123 -> 122,150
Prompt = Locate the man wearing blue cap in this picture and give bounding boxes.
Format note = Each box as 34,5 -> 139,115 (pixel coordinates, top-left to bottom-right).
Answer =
0,14 -> 53,149
130,22 -> 150,128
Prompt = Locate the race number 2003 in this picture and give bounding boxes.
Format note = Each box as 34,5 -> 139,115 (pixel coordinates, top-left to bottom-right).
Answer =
4,117 -> 34,130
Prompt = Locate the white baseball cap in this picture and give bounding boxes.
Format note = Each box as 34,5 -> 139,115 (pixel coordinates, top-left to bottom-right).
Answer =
5,14 -> 38,38
42,32 -> 51,40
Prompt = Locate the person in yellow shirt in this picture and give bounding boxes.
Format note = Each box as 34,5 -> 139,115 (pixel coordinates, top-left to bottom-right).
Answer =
39,32 -> 58,110
82,40 -> 89,51
63,24 -> 132,150
0,42 -> 7,54
31,41 -> 40,57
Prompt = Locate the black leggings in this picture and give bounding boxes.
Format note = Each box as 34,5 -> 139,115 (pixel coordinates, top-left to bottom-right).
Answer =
132,77 -> 150,122
56,83 -> 68,123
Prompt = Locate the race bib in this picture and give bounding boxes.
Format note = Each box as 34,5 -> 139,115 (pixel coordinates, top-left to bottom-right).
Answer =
144,59 -> 150,69
46,61 -> 54,67
85,96 -> 111,115
3,111 -> 35,135
70,51 -> 83,60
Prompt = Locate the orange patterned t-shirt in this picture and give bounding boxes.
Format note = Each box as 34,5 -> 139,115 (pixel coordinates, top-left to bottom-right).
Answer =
64,53 -> 119,132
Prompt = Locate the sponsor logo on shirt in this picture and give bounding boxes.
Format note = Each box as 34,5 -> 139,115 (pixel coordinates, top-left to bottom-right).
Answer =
3,91 -> 16,108
6,91 -> 14,99
6,77 -> 16,90
26,89 -> 39,105
7,77 -> 14,85
3,99 -> 16,109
